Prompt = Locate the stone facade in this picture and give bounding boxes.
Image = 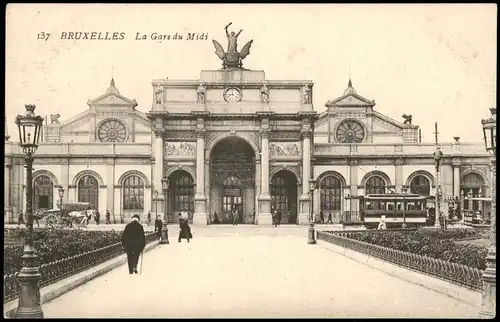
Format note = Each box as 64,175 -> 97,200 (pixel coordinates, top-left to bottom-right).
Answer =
4,69 -> 492,225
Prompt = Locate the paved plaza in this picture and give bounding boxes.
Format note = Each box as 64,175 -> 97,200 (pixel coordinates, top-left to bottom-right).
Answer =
39,226 -> 479,318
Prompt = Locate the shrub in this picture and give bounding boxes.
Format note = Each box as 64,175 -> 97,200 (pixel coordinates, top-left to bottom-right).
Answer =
328,229 -> 488,270
3,228 -> 122,276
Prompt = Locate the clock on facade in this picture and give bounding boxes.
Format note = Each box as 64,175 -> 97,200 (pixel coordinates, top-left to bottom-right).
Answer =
335,119 -> 365,143
97,119 -> 127,143
223,87 -> 242,103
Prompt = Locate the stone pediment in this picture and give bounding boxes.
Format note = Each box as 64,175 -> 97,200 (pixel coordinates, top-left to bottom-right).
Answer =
134,111 -> 152,131
326,93 -> 375,107
88,93 -> 137,106
60,111 -> 91,133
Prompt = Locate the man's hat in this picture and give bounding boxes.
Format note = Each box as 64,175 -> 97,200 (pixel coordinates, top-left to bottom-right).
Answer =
132,214 -> 140,220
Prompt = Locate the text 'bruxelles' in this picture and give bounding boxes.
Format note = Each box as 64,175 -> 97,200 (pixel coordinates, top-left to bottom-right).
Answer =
58,32 -> 209,41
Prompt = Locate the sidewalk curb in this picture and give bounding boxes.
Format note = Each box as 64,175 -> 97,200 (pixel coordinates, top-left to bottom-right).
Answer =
4,240 -> 160,318
317,240 -> 482,309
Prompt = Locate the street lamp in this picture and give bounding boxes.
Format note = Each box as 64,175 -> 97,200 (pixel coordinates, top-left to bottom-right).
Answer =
401,187 -> 408,229
308,178 -> 317,245
433,146 -> 444,229
480,107 -> 496,319
160,178 -> 170,244
15,104 -> 44,319
58,187 -> 65,211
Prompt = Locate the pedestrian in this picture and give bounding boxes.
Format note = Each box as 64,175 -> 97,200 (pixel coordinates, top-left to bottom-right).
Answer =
121,214 -> 146,275
154,215 -> 163,242
276,209 -> 282,227
232,208 -> 239,226
271,208 -> 277,227
105,209 -> 111,225
95,210 -> 100,225
147,211 -> 152,226
326,212 -> 333,224
178,211 -> 192,243
377,215 -> 387,230
319,211 -> 325,224
212,212 -> 220,224
17,210 -> 25,226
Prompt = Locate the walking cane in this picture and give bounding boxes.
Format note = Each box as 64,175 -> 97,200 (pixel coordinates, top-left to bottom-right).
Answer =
140,251 -> 144,275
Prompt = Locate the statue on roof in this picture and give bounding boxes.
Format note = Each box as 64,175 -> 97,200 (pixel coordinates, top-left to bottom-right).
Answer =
50,113 -> 61,124
402,114 -> 412,124
212,22 -> 254,69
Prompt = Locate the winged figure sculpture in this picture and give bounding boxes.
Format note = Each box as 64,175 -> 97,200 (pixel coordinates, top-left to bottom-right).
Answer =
212,22 -> 254,69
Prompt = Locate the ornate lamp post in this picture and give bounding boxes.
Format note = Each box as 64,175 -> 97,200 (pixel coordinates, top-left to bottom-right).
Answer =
401,187 -> 408,229
58,187 -> 64,210
308,178 -> 317,245
433,146 -> 444,229
160,178 -> 170,244
15,104 -> 44,319
480,107 -> 496,319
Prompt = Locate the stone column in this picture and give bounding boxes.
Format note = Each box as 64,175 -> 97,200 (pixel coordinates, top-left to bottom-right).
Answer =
452,159 -> 461,197
254,158 -> 261,224
106,158 -> 115,216
394,158 -> 404,193
204,160 -> 210,222
257,129 -> 272,225
298,127 -> 312,225
349,159 -> 359,221
153,121 -> 164,217
193,128 -> 207,225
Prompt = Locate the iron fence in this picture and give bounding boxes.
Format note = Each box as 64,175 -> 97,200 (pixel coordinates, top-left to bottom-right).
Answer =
4,232 -> 157,303
317,231 -> 483,291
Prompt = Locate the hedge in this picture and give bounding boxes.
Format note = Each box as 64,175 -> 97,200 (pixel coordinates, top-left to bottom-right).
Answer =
3,228 -> 122,276
327,229 -> 489,270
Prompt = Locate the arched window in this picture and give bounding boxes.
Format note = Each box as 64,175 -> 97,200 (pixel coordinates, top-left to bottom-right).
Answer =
366,176 -> 386,195
410,176 -> 431,196
320,176 -> 342,212
270,171 -> 298,224
123,176 -> 144,211
33,175 -> 53,210
78,175 -> 99,210
461,173 -> 484,211
173,174 -> 194,212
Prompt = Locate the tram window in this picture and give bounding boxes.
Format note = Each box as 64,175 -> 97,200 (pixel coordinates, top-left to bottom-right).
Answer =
414,201 -> 422,210
377,202 -> 385,210
387,201 -> 395,210
396,202 -> 403,210
366,202 -> 374,210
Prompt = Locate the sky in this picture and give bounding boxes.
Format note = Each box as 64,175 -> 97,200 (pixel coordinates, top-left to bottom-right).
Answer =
5,3 -> 497,143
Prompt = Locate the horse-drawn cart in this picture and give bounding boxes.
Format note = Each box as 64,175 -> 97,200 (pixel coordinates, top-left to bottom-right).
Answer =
43,202 -> 92,229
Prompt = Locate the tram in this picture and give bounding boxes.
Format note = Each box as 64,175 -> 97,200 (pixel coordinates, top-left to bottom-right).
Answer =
346,193 -> 429,229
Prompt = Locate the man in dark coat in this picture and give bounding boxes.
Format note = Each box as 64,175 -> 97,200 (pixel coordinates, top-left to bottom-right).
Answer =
121,214 -> 146,274
154,215 -> 163,242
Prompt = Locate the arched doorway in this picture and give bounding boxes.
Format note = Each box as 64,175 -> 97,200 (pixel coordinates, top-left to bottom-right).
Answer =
410,175 -> 431,196
365,175 -> 387,194
210,137 -> 255,224
461,173 -> 485,212
78,175 -> 99,210
270,170 -> 298,224
33,175 -> 54,211
319,175 -> 343,223
167,170 -> 195,223
122,175 -> 145,221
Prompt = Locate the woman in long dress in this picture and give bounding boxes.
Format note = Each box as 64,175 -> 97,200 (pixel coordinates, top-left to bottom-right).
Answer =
178,211 -> 192,243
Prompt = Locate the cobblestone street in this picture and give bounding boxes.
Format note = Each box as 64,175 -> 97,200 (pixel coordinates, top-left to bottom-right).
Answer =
41,227 -> 479,318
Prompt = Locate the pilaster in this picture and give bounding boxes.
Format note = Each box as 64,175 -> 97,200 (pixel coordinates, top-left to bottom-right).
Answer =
258,126 -> 272,225
349,159 -> 359,213
193,115 -> 207,225
394,158 -> 404,193
298,126 -> 312,225
452,158 -> 461,197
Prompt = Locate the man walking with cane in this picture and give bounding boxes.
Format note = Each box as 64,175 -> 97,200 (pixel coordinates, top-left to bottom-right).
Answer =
121,214 -> 146,275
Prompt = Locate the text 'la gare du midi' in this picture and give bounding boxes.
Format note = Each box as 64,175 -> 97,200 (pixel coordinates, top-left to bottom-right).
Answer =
60,32 -> 209,41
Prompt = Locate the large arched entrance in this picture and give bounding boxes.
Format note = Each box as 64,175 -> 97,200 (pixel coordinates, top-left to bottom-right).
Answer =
209,137 -> 256,224
270,170 -> 298,224
167,170 -> 195,223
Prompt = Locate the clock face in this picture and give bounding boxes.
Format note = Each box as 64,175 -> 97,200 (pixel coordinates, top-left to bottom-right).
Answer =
336,120 -> 365,143
224,87 -> 242,103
